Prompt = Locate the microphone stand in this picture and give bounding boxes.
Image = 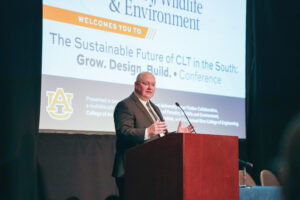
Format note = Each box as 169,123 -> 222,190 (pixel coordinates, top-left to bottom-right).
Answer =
239,159 -> 253,188
175,102 -> 197,134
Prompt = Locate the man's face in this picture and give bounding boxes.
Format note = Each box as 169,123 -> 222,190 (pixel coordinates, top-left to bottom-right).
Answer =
135,73 -> 156,101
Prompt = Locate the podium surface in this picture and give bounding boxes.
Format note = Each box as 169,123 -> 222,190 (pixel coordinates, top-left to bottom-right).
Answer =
125,133 -> 239,200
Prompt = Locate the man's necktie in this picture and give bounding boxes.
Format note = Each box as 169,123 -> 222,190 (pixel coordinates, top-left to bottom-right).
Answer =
146,102 -> 159,121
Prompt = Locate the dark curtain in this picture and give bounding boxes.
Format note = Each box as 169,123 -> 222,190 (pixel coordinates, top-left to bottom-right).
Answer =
0,1 -> 42,200
246,0 -> 300,183
37,134 -> 118,200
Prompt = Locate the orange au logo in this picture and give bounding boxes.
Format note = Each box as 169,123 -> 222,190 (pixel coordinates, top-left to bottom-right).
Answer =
46,88 -> 73,120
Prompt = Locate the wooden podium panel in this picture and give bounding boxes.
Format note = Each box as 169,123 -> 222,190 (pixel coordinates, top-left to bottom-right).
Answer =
125,133 -> 239,200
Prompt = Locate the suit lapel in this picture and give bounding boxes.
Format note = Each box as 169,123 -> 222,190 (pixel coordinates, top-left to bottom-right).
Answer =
130,93 -> 154,123
150,101 -> 164,121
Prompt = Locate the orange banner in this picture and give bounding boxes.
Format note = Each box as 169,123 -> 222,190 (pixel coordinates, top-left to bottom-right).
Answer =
43,5 -> 148,38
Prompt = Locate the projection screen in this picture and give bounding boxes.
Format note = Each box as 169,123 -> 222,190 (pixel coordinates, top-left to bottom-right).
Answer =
40,0 -> 246,138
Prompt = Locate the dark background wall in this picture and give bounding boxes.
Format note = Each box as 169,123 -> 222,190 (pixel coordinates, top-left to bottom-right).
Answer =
1,1 -> 42,200
1,0 -> 300,199
245,0 -> 300,183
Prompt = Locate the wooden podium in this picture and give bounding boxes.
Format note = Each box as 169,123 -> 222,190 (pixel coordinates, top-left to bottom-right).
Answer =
125,133 -> 239,200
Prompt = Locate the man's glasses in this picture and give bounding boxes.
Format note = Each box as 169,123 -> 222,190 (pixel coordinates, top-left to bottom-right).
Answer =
137,81 -> 156,87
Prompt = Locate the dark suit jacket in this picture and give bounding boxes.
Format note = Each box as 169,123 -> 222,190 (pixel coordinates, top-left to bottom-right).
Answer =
112,93 -> 164,177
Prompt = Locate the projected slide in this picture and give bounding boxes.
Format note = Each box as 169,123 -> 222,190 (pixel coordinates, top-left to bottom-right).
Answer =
40,0 -> 246,138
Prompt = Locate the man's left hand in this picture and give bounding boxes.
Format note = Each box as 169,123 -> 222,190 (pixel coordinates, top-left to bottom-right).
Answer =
176,121 -> 195,133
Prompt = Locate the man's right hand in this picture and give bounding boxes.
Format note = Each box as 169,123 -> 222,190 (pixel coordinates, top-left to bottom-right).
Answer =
147,121 -> 168,137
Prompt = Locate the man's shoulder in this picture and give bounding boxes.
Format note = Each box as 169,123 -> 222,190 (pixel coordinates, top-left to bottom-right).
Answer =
115,93 -> 137,108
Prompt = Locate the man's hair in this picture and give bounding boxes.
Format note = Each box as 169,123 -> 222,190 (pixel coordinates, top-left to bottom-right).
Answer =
135,72 -> 153,82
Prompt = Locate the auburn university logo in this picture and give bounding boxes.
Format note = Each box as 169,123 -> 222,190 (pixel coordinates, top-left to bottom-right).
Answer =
46,88 -> 73,120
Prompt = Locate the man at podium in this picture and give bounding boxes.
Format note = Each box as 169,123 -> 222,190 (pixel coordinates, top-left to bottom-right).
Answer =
112,72 -> 193,199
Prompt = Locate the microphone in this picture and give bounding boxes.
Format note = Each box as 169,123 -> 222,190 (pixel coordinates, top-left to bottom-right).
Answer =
175,102 -> 197,134
239,159 -> 253,167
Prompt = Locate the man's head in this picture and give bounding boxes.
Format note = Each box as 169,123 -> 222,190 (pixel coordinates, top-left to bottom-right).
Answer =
134,72 -> 156,101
